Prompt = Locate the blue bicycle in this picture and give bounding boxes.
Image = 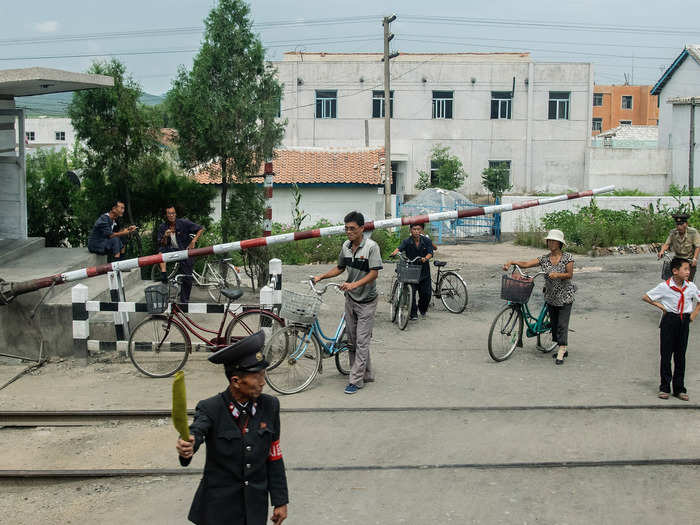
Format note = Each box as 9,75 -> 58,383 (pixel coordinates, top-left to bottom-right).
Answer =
264,279 -> 350,394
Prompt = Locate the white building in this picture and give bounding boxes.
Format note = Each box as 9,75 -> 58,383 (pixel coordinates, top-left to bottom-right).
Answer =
651,45 -> 700,188
274,52 -> 593,197
22,117 -> 76,150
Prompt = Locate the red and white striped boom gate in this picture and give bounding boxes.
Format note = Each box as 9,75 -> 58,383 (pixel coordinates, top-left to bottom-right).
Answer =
0,186 -> 614,304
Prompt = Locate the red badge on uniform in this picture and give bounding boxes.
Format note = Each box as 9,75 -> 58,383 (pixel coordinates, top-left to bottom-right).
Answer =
268,440 -> 282,461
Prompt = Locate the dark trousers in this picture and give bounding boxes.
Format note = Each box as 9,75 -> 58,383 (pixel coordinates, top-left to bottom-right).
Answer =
410,278 -> 432,317
89,237 -> 123,256
177,257 -> 195,303
659,312 -> 689,394
547,302 -> 572,347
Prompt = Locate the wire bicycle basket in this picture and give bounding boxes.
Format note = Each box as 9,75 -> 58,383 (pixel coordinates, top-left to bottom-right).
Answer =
279,289 -> 322,325
144,284 -> 169,314
396,260 -> 422,284
661,256 -> 673,281
500,274 -> 535,304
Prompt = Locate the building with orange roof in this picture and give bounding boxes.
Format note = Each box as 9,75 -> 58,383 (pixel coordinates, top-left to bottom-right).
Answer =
591,85 -> 658,135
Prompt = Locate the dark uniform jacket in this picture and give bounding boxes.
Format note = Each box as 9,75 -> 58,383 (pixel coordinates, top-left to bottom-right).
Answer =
179,389 -> 288,525
157,218 -> 203,252
87,213 -> 117,253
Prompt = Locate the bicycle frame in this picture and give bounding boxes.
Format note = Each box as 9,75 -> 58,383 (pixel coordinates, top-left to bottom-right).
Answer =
516,301 -> 551,338
166,303 -> 234,348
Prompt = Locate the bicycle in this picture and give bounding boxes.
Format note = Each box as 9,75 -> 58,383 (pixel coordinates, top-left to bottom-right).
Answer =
660,251 -> 673,281
263,279 -> 350,395
487,264 -> 557,362
127,275 -> 284,378
151,255 -> 242,303
387,253 -> 422,330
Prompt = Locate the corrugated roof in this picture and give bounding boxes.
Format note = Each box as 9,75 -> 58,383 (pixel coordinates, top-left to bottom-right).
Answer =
651,45 -> 700,95
193,147 -> 386,185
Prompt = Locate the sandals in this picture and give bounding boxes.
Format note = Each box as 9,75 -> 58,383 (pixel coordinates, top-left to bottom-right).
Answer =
675,393 -> 690,401
658,392 -> 670,399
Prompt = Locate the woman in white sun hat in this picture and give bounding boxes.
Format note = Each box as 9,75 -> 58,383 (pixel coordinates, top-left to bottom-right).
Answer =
503,229 -> 576,365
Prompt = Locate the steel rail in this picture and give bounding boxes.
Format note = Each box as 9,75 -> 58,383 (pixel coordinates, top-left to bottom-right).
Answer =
0,186 -> 615,304
2,458 -> 700,479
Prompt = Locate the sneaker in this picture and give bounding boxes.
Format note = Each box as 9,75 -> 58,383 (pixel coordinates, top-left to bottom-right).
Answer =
420,312 -> 427,318
344,384 -> 360,395
409,315 -> 418,321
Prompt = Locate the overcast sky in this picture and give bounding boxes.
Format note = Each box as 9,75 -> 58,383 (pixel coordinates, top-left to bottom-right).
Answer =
2,0 -> 699,95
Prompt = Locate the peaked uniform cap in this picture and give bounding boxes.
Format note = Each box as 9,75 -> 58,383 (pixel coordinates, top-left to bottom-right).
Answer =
208,330 -> 268,372
672,213 -> 690,224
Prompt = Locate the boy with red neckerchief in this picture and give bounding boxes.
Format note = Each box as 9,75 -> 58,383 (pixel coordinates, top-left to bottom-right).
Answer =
643,257 -> 700,401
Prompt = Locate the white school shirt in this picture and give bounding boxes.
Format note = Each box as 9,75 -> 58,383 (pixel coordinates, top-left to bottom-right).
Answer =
646,279 -> 700,315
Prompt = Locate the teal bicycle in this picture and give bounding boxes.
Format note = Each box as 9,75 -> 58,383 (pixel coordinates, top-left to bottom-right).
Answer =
488,264 -> 557,362
264,279 -> 350,394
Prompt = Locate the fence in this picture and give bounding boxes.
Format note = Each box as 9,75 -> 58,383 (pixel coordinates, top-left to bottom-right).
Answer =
398,198 -> 500,244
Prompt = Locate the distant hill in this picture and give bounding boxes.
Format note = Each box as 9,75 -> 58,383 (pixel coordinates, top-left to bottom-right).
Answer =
15,91 -> 165,117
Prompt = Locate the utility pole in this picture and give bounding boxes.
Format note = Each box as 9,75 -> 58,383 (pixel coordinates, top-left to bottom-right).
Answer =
382,14 -> 398,218
690,97 -> 697,192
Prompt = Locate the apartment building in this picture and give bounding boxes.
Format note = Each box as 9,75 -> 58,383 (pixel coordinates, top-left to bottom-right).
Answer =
275,52 -> 593,196
22,117 -> 75,149
591,85 -> 658,135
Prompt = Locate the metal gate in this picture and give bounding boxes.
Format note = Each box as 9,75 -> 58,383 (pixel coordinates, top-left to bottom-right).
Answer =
397,198 -> 500,244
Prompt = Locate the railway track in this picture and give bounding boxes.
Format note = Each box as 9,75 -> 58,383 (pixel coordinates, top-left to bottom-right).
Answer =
1,404 -> 698,427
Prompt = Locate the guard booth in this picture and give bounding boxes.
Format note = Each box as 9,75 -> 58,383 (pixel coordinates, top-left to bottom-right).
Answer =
0,67 -> 113,242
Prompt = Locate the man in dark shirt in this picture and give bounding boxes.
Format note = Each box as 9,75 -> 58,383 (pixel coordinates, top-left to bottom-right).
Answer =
156,205 -> 204,303
87,200 -> 136,258
391,223 -> 434,320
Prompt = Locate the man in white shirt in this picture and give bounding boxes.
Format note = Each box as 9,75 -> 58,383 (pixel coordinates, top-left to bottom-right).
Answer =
643,257 -> 700,400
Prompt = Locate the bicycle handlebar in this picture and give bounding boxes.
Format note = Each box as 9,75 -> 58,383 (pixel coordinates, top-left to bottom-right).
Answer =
393,252 -> 422,263
509,264 -> 545,280
306,277 -> 342,295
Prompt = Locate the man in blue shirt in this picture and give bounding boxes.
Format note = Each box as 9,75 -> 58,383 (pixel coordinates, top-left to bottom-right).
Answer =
156,205 -> 204,303
87,200 -> 137,259
391,223 -> 434,320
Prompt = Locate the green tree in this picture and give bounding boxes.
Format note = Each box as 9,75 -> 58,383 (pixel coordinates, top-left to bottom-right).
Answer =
481,163 -> 512,201
415,145 -> 467,191
26,148 -> 82,247
166,0 -> 285,242
68,59 -> 159,224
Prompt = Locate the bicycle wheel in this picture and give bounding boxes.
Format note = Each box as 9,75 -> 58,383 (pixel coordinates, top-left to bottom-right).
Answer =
396,284 -> 411,330
128,315 -> 190,378
389,279 -> 400,323
439,271 -> 468,314
334,327 -> 351,375
224,309 -> 284,346
536,308 -> 557,353
264,325 -> 321,394
206,261 -> 242,303
150,261 -> 179,281
488,305 -> 523,362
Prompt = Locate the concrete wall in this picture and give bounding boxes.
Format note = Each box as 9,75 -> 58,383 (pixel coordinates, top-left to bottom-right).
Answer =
0,100 -> 27,239
657,58 -> 700,150
501,195 -> 695,233
275,57 -> 592,195
669,102 -> 699,188
587,148 -> 670,194
210,184 -> 386,225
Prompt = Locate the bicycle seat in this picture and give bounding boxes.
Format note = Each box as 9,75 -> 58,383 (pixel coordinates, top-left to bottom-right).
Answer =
221,288 -> 244,301
433,260 -> 447,267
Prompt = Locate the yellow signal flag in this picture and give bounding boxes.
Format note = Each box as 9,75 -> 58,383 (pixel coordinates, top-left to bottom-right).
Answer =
172,370 -> 190,441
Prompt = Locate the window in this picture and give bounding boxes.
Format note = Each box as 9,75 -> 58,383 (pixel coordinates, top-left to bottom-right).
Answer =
55,131 -> 65,141
25,131 -> 35,141
490,91 -> 512,119
372,90 -> 394,118
620,120 -> 632,126
432,91 -> 453,119
315,90 -> 337,119
548,92 -> 570,120
621,96 -> 633,110
593,93 -> 603,106
430,160 -> 441,185
592,118 -> 602,132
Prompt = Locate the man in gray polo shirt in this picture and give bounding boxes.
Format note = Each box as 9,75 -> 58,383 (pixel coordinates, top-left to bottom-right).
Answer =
313,211 -> 383,394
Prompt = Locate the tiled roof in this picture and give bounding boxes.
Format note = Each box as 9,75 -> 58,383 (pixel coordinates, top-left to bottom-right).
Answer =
193,147 -> 386,185
597,125 -> 658,141
159,128 -> 178,147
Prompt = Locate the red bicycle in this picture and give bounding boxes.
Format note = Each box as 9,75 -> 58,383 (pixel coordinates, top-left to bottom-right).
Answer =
127,276 -> 284,378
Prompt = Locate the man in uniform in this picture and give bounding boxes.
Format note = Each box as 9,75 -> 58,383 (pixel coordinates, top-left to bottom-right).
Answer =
176,331 -> 289,525
156,205 -> 204,302
313,211 -> 383,395
87,200 -> 137,259
390,223 -> 434,320
658,213 -> 700,281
